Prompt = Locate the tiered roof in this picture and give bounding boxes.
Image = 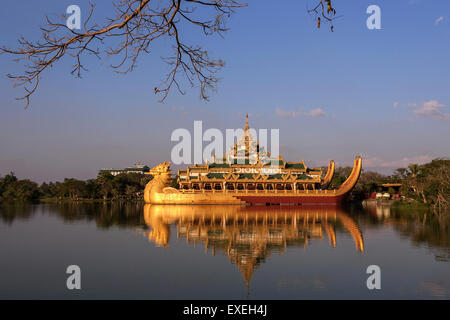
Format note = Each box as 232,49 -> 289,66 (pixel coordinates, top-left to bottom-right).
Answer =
177,115 -> 323,184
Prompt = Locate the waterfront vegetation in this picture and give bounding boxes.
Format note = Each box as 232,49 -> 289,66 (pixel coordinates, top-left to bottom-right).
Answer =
0,171 -> 153,202
1,158 -> 448,214
331,158 -> 450,214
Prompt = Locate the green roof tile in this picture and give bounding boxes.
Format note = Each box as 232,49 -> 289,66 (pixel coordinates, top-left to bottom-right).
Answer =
206,173 -> 225,179
268,174 -> 283,180
286,163 -> 305,169
238,174 -> 254,179
209,163 -> 230,168
296,174 -> 313,180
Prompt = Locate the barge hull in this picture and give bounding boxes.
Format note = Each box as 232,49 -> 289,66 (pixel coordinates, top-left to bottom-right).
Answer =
236,194 -> 345,205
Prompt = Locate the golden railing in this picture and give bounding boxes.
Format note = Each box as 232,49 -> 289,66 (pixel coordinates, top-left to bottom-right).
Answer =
177,189 -> 338,195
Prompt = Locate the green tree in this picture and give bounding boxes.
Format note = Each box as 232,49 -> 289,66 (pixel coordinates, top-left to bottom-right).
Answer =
97,171 -> 114,200
2,179 -> 40,201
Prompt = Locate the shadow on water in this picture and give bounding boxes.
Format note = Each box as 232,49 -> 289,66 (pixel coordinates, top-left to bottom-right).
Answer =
1,201 -> 448,254
140,204 -> 366,295
361,201 -> 450,262
0,202 -> 39,224
0,201 -> 146,228
1,202 -> 449,262
0,201 -> 449,298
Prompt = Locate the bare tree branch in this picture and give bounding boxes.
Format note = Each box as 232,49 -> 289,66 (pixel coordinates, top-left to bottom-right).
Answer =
1,0 -> 246,108
307,0 -> 339,32
1,1 -> 337,108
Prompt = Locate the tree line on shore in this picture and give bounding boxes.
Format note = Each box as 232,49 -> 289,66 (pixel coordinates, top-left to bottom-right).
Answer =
0,171 -> 153,202
1,158 -> 448,212
328,158 -> 449,213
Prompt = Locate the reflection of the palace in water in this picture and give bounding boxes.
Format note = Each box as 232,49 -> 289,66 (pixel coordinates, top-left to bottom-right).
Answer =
1,202 -> 449,298
141,204 -> 364,289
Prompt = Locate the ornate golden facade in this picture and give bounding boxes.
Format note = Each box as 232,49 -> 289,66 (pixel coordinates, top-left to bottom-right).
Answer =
143,116 -> 361,205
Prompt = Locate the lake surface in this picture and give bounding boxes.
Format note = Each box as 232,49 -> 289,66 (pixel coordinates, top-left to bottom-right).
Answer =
0,202 -> 449,299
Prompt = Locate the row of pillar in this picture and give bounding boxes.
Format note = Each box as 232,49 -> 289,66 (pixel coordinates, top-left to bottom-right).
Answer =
180,182 -> 319,191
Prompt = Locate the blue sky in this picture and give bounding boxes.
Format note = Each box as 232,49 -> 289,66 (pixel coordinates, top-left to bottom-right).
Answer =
1,0 -> 450,182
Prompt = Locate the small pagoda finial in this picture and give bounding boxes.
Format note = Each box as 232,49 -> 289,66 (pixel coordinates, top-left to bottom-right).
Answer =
245,113 -> 249,131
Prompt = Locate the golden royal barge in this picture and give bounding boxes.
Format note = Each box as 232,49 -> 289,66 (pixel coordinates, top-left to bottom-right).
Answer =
144,116 -> 362,205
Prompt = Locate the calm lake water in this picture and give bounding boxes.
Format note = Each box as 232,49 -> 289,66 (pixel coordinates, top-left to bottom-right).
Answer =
0,202 -> 449,299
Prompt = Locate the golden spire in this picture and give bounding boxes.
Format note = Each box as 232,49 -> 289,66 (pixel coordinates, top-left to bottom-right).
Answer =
244,114 -> 249,131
